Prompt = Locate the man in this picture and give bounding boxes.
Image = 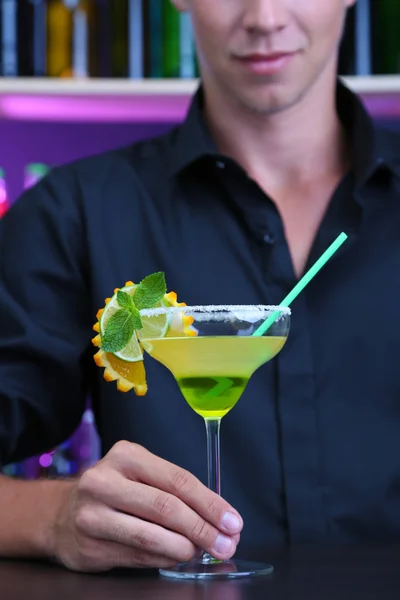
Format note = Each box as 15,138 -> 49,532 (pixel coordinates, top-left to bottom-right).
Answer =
1,0 -> 400,573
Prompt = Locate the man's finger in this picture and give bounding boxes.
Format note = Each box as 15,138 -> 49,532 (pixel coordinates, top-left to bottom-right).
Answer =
110,443 -> 243,536
97,475 -> 240,560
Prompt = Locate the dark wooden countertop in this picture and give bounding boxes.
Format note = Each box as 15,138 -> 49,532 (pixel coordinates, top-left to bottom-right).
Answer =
2,545 -> 400,600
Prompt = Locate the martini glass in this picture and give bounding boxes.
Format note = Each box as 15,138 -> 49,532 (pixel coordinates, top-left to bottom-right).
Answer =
139,304 -> 290,580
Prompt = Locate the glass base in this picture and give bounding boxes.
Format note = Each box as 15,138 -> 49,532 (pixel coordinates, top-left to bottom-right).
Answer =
159,557 -> 274,580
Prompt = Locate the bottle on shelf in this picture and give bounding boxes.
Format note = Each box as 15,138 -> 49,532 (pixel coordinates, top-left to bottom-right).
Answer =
1,0 -> 18,76
46,0 -> 74,77
162,0 -> 180,78
338,4 -> 356,75
73,0 -> 98,78
179,11 -> 197,78
106,0 -> 194,80
93,0 -> 111,77
110,0 -> 129,77
102,0 -> 145,79
354,0 -> 371,75
3,0 -> 199,80
17,0 -> 47,77
371,0 -> 400,74
143,0 -> 162,78
128,0 -> 144,79
46,0 -> 98,78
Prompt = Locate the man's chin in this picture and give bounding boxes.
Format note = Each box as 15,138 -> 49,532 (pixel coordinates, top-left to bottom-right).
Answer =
235,91 -> 299,116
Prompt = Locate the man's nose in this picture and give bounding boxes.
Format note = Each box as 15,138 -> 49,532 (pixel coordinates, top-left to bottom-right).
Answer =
242,0 -> 289,34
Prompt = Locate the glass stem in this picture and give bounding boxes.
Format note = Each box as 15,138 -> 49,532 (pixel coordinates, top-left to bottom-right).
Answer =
201,417 -> 221,564
205,417 -> 221,494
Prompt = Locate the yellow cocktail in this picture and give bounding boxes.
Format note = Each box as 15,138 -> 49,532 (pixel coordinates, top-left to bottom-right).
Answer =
139,304 -> 291,580
146,335 -> 286,418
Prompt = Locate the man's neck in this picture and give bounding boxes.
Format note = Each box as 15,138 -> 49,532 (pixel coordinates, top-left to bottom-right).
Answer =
203,69 -> 350,197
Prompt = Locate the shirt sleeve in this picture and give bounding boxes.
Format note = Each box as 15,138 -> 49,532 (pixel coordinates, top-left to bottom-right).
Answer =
0,168 -> 93,467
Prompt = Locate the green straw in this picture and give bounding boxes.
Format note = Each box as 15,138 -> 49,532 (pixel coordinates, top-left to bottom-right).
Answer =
204,231 -> 348,400
252,231 -> 348,337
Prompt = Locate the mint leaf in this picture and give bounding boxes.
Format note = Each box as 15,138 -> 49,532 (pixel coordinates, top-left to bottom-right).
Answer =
130,305 -> 143,330
134,272 -> 167,310
101,309 -> 135,353
117,290 -> 134,310
117,290 -> 142,329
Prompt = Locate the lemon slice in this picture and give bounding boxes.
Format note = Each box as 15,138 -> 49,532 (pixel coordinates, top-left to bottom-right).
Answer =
99,284 -> 136,335
114,331 -> 143,362
99,284 -> 143,362
138,309 -> 170,342
99,284 -> 172,361
138,310 -> 170,354
92,279 -> 195,395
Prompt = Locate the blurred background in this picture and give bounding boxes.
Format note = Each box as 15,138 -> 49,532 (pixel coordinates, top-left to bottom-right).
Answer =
1,0 -> 399,478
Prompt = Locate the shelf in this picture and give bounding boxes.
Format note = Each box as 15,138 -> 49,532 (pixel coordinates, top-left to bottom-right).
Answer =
0,78 -> 198,96
0,78 -> 197,122
0,76 -> 400,122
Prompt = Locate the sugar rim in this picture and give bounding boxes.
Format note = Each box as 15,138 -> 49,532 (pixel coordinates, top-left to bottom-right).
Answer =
140,304 -> 291,317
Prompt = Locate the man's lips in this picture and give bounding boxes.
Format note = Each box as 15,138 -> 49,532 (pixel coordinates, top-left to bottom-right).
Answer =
234,51 -> 298,74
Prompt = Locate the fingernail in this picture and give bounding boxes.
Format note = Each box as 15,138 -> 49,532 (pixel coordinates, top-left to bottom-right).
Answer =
214,533 -> 233,555
221,511 -> 241,533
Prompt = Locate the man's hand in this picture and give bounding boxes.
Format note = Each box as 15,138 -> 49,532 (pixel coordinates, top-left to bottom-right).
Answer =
52,441 -> 243,572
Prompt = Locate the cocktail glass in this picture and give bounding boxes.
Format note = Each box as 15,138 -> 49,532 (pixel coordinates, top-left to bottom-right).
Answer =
139,304 -> 290,580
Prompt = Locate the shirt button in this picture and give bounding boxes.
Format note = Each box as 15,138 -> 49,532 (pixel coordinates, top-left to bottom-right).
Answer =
263,232 -> 276,244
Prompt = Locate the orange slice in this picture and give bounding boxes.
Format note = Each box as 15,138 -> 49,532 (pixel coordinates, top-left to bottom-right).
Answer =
92,281 -> 195,395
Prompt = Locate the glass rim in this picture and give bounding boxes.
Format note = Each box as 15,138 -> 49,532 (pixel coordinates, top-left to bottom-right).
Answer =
139,304 -> 291,317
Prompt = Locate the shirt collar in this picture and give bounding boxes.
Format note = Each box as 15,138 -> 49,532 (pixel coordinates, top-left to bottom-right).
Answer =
168,84 -> 218,176
169,79 -> 400,186
335,80 -> 400,187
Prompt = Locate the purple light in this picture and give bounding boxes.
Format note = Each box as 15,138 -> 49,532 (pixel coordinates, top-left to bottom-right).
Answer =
39,454 -> 53,468
0,91 -> 398,123
363,96 -> 400,117
0,183 -> 6,204
79,444 -> 91,459
0,94 -> 191,123
24,174 -> 38,189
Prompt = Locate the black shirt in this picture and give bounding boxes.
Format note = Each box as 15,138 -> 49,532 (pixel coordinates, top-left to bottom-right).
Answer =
1,81 -> 400,558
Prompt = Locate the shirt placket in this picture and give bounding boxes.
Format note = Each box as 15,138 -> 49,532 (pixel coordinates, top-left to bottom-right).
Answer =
220,165 -> 326,541
262,208 -> 326,542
